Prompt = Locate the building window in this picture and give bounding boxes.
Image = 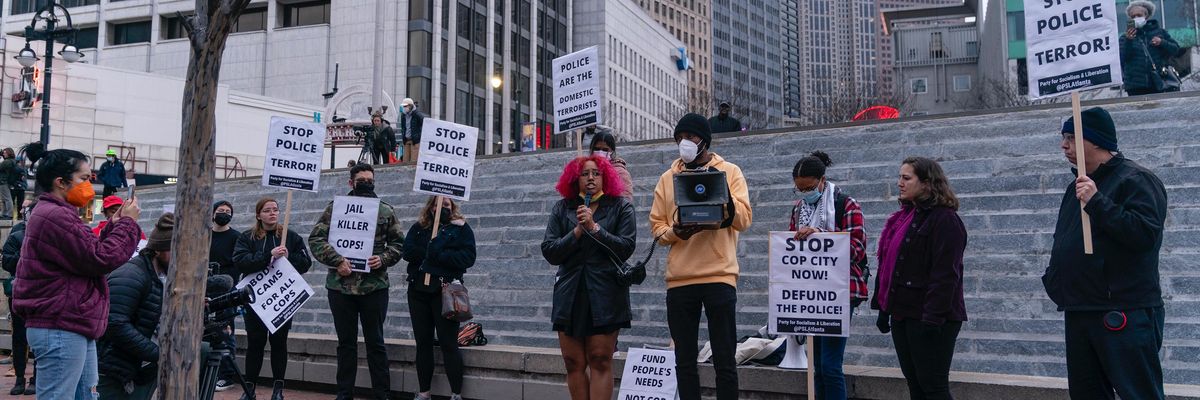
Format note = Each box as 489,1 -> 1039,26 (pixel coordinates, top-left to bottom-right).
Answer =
410,0 -> 433,21
163,15 -> 189,40
953,75 -> 972,92
11,0 -> 98,15
408,30 -> 432,68
910,78 -> 928,95
278,0 -> 330,28
110,20 -> 151,45
74,26 -> 99,49
234,8 -> 268,32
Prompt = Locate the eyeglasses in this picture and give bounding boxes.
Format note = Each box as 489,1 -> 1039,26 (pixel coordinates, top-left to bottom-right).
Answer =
579,170 -> 602,178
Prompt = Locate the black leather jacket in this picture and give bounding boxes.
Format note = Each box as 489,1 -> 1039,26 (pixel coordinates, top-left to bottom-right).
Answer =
541,195 -> 637,328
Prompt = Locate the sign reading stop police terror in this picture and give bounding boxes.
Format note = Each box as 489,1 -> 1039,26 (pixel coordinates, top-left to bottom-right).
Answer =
617,348 -> 677,400
237,257 -> 315,334
413,118 -> 477,201
1024,0 -> 1123,99
263,117 -> 326,192
769,231 -> 851,337
553,46 -> 602,134
328,196 -> 379,273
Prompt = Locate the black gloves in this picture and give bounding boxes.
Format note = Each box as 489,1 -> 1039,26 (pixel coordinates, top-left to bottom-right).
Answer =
876,311 -> 892,334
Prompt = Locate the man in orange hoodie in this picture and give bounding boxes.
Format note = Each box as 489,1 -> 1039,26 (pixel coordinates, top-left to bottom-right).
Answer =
649,113 -> 753,400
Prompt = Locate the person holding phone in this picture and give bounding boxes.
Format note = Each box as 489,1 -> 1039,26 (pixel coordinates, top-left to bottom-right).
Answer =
1119,1 -> 1180,96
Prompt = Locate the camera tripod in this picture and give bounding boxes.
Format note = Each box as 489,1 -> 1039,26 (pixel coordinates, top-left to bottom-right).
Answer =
199,344 -> 255,400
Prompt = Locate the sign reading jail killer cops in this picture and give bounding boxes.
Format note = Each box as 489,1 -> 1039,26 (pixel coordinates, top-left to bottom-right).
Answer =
768,231 -> 851,337
617,348 -> 677,400
328,196 -> 380,273
413,118 -> 477,201
1024,0 -> 1123,99
237,257 -> 315,334
552,46 -> 602,133
262,117 -> 326,192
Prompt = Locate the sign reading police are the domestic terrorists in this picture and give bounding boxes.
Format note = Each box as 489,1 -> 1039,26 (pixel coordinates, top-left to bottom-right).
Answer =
237,257 -> 315,334
413,118 -> 477,201
1024,0 -> 1123,99
768,232 -> 851,337
552,46 -> 602,133
617,348 -> 678,400
328,196 -> 379,273
262,117 -> 326,192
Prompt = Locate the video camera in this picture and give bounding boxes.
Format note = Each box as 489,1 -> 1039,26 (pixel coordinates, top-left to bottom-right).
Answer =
203,274 -> 251,343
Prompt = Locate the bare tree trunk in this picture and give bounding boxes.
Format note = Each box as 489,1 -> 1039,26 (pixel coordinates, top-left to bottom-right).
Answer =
158,0 -> 249,398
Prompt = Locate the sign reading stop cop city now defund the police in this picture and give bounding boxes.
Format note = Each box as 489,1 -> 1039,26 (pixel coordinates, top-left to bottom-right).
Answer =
552,46 -> 602,133
1024,0 -> 1123,99
262,117 -> 326,192
328,196 -> 380,273
413,118 -> 477,201
617,348 -> 677,400
237,258 -> 315,334
768,232 -> 851,337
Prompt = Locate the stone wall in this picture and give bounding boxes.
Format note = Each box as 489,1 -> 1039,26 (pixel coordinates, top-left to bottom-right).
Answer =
134,92 -> 1200,384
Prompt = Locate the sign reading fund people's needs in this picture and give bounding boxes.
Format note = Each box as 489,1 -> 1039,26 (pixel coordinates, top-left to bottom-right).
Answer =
262,117 -> 326,192
552,46 -> 601,133
768,232 -> 851,337
328,196 -> 379,273
617,348 -> 677,400
413,118 -> 477,201
1024,0 -> 1123,99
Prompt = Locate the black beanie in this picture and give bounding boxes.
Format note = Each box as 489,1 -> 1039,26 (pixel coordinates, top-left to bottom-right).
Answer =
147,213 -> 175,252
674,113 -> 712,149
213,200 -> 233,215
1062,107 -> 1118,151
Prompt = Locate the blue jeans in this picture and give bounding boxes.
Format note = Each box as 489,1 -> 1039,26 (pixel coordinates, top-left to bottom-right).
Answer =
813,335 -> 848,400
27,327 -> 99,400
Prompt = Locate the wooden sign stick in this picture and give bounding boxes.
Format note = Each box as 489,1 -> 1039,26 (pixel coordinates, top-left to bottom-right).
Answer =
807,335 -> 816,400
1071,92 -> 1094,254
281,190 -> 294,234
426,195 -> 445,286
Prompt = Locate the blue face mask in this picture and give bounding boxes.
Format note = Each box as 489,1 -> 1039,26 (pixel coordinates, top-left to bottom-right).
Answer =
802,189 -> 823,205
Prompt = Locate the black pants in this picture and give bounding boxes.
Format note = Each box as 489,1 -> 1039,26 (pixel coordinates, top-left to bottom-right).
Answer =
8,296 -> 32,384
1065,308 -> 1165,400
408,286 -> 464,393
891,319 -> 962,400
667,283 -> 739,400
102,185 -> 119,197
329,288 -> 391,399
243,308 -> 291,383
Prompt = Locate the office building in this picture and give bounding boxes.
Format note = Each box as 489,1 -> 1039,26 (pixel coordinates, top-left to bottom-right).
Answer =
712,0 -> 784,129
629,0 -> 713,113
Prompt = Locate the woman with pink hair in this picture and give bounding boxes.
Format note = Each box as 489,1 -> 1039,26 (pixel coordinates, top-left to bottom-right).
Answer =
541,155 -> 637,400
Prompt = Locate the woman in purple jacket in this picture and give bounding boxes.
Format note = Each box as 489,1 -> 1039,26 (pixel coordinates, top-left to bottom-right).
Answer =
872,157 -> 967,400
12,149 -> 142,399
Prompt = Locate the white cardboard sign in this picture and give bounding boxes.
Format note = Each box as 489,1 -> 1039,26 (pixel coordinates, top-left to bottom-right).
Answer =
1024,0 -> 1123,99
413,118 -> 477,201
617,348 -> 678,400
768,232 -> 851,337
236,257 -> 315,334
327,196 -> 379,273
552,46 -> 602,133
262,117 -> 326,192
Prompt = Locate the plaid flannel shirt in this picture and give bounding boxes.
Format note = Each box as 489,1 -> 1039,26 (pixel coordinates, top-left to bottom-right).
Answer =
790,194 -> 869,301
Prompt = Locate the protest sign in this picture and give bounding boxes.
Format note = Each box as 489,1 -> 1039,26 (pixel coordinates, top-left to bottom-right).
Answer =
237,257 -> 314,334
262,117 -> 326,192
768,231 -> 851,337
617,348 -> 678,400
413,118 -> 477,201
1024,0 -> 1123,99
552,46 -> 602,134
328,196 -> 379,273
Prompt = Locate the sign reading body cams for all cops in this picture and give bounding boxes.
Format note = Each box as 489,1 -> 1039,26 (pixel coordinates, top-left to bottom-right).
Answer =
413,118 -> 477,201
327,196 -> 380,273
237,258 -> 315,334
1024,0 -> 1123,99
768,231 -> 851,337
617,348 -> 677,400
552,46 -> 602,133
262,117 -> 326,192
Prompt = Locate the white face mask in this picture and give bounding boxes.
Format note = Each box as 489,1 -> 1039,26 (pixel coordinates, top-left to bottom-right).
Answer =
1134,17 -> 1147,27
593,150 -> 611,160
678,140 -> 699,163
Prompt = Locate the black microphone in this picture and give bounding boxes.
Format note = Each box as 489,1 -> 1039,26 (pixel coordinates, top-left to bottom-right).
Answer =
206,274 -> 235,297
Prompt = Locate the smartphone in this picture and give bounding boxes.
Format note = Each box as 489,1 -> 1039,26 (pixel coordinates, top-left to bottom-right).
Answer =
1126,20 -> 1136,30
127,185 -> 135,201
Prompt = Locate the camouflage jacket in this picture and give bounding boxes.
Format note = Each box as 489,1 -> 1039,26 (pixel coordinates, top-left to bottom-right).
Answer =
309,196 -> 405,295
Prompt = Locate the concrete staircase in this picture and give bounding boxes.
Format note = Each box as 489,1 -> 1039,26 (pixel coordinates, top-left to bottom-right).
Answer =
134,91 -> 1200,385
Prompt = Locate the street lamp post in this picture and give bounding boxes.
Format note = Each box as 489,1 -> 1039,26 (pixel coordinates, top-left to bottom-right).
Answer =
15,1 -> 84,148
490,75 -> 503,155
512,90 -> 522,153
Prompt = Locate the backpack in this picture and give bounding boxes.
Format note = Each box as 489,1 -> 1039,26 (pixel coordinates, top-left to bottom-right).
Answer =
457,322 -> 488,347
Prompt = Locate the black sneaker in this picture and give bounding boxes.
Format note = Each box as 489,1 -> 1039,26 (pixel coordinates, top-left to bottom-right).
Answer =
215,379 -> 236,392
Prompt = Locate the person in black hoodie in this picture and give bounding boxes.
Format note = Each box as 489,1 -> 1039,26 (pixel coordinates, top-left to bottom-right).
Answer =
403,196 -> 476,400
2,199 -> 35,395
1043,107 -> 1168,400
233,197 -> 312,400
96,213 -> 175,400
208,200 -> 241,391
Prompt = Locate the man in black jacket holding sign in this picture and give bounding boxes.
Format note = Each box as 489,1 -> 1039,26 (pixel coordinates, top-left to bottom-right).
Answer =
1043,107 -> 1168,400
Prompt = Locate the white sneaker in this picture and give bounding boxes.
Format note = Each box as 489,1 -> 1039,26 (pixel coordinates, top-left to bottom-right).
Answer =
215,379 -> 235,391
450,395 -> 463,400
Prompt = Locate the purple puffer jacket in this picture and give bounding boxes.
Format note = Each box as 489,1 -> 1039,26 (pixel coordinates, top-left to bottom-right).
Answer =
13,194 -> 142,339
